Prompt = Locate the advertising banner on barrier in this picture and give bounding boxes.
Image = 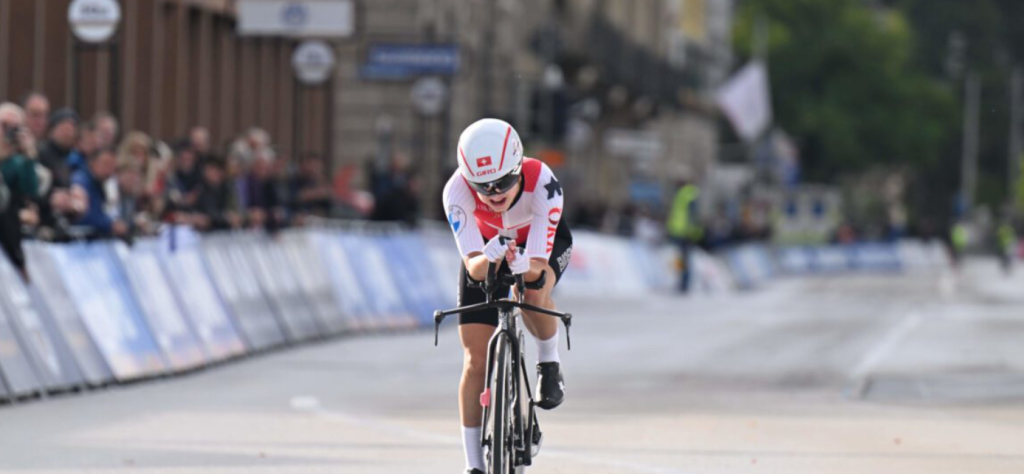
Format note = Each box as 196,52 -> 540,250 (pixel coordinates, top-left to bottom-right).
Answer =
0,302 -> 42,396
313,230 -> 376,330
725,244 -> 776,289
776,247 -> 813,274
850,243 -> 902,271
691,247 -> 737,293
378,233 -> 443,327
812,246 -> 852,273
420,226 -> 461,308
202,236 -> 287,350
336,233 -> 417,329
157,240 -> 246,361
49,243 -> 166,380
281,231 -> 353,334
245,237 -> 322,341
0,254 -> 84,391
116,241 -> 207,371
631,241 -> 675,291
22,243 -> 112,385
556,232 -> 651,298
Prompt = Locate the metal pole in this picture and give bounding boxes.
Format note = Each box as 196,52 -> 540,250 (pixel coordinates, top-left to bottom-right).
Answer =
1008,66 -> 1023,214
960,73 -> 981,214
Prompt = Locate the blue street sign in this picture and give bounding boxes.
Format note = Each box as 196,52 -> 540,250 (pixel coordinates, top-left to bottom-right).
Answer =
361,44 -> 460,79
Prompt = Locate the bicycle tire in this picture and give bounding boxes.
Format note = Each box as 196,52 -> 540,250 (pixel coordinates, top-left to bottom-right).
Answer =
487,334 -> 514,474
513,332 -> 529,473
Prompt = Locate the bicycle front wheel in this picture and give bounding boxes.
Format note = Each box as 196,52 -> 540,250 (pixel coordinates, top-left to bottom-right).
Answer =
486,334 -> 514,474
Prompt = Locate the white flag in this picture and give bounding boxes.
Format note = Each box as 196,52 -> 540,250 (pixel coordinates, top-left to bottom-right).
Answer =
716,61 -> 772,142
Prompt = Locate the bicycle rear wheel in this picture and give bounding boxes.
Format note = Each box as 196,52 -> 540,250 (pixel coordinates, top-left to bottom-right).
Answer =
486,335 -> 514,474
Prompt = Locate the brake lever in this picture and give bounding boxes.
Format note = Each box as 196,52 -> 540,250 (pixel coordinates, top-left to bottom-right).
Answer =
433,311 -> 443,347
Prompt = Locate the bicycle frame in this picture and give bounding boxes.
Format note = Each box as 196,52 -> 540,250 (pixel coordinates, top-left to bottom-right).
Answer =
433,262 -> 572,471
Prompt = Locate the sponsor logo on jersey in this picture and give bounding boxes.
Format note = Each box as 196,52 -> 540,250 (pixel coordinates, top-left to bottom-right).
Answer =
557,245 -> 572,274
448,205 -> 467,235
546,207 -> 562,253
548,208 -> 562,226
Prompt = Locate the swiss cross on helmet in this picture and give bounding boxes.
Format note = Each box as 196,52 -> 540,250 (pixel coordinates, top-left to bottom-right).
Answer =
457,118 -> 523,194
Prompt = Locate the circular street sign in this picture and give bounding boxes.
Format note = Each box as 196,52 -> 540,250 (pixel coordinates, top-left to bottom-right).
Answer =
68,0 -> 121,44
410,77 -> 448,117
292,40 -> 336,85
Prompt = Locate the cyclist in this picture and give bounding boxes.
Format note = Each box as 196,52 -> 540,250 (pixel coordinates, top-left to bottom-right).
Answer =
442,118 -> 572,474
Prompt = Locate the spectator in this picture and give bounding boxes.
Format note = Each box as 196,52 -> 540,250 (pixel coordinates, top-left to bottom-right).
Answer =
92,111 -> 119,150
116,131 -> 166,205
230,127 -> 274,166
114,161 -> 155,237
68,121 -> 98,172
291,152 -> 333,220
241,155 -> 284,231
165,142 -> 202,218
38,108 -> 78,189
188,126 -> 212,161
36,108 -> 86,240
187,158 -> 242,232
70,147 -> 128,239
21,92 -> 49,144
368,152 -> 419,225
0,102 -> 41,281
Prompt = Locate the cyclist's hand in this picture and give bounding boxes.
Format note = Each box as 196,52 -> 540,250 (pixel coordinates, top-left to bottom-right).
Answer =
509,247 -> 530,275
483,235 -> 508,262
505,240 -> 518,261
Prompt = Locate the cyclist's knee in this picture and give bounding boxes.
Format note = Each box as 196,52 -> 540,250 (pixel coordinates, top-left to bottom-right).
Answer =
463,349 -> 488,378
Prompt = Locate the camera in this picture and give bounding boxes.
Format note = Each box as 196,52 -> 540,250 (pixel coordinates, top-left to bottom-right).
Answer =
3,124 -> 21,145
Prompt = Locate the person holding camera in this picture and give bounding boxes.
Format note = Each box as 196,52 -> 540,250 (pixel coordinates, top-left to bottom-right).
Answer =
0,102 -> 41,281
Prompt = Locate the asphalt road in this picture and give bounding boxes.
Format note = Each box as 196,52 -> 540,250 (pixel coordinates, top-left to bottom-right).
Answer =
1,258 -> 1023,473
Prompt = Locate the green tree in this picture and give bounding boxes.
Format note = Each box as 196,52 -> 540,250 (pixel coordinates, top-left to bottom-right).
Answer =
733,0 -> 958,184
894,0 -> 1024,217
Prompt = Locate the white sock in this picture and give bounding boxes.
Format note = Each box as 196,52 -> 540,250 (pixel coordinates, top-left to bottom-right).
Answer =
462,426 -> 485,471
536,330 -> 560,364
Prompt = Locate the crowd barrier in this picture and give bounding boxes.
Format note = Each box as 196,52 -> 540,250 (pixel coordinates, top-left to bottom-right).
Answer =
0,222 -> 955,402
0,224 -> 461,401
724,240 -> 952,290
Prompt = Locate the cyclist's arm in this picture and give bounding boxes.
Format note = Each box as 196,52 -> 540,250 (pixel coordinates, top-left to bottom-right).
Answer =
523,164 -> 563,281
443,175 -> 489,280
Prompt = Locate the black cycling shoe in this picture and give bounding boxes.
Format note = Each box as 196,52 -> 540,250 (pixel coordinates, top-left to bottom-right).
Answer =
535,362 -> 565,410
465,469 -> 485,474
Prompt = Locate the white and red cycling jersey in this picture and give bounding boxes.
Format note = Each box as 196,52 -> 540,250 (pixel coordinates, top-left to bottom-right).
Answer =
443,158 -> 564,261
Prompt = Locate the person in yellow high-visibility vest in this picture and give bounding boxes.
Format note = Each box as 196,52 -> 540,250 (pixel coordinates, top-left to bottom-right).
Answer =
667,181 -> 701,293
950,221 -> 968,268
998,221 -> 1017,274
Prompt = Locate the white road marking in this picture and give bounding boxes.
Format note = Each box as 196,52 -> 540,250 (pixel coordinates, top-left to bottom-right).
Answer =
291,397 -> 695,474
849,309 -> 924,379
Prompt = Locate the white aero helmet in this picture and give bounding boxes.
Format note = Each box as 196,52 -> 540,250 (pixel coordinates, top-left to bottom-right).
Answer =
457,118 -> 523,195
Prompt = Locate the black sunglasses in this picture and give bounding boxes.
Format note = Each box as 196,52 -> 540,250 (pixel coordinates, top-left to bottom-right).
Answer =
468,170 -> 521,196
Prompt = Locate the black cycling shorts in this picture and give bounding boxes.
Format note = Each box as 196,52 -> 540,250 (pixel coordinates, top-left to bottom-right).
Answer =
457,220 -> 573,326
